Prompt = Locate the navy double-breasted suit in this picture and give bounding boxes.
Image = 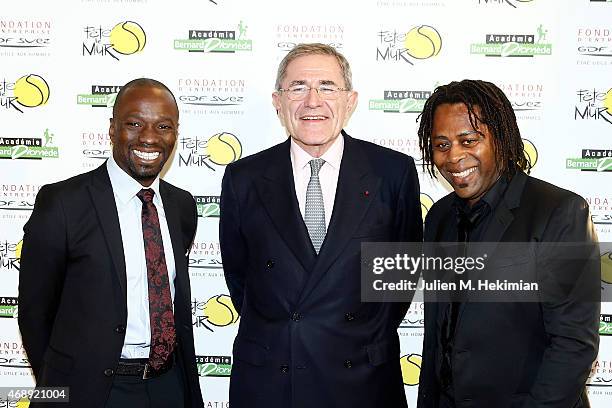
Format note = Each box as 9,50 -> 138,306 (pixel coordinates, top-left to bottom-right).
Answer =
220,132 -> 423,408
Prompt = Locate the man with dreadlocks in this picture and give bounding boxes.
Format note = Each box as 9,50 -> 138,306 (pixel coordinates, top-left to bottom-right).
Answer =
416,79 -> 599,408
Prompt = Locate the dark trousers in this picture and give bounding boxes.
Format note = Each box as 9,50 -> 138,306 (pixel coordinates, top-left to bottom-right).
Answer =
105,364 -> 185,408
438,391 -> 456,408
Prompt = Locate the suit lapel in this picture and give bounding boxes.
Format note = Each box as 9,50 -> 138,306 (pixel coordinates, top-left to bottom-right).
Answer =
254,140 -> 317,273
88,164 -> 127,303
297,133 -> 381,304
480,171 -> 526,244
457,171 -> 528,327
159,181 -> 189,295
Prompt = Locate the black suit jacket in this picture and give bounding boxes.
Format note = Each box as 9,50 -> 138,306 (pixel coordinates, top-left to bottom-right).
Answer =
18,164 -> 204,408
417,171 -> 600,408
219,132 -> 423,408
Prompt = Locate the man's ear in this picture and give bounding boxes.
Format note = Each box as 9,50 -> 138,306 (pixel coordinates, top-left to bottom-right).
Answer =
272,91 -> 281,113
344,91 -> 359,125
272,92 -> 285,126
108,118 -> 115,143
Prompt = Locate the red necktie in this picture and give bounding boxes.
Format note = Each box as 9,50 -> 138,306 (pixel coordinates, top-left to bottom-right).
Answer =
137,189 -> 176,370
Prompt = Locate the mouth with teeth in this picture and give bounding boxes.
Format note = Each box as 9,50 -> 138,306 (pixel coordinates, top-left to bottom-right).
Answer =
445,166 -> 478,188
449,167 -> 477,178
300,115 -> 328,121
132,149 -> 161,162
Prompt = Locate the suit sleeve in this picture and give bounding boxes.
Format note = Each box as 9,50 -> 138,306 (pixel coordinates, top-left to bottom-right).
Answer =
392,157 -> 424,323
396,156 -> 423,243
219,165 -> 248,315
526,196 -> 600,408
18,185 -> 67,380
187,192 -> 198,248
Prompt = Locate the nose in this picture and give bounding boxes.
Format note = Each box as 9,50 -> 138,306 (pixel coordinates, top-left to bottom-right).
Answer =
303,87 -> 323,108
447,142 -> 466,164
138,124 -> 159,145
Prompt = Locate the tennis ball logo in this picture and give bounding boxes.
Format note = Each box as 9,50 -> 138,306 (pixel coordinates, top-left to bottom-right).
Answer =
16,397 -> 30,408
404,25 -> 442,59
14,74 -> 50,108
15,239 -> 23,260
206,132 -> 242,165
202,294 -> 239,327
604,89 -> 612,115
602,252 -> 612,284
110,21 -> 146,55
420,193 -> 434,221
400,353 -> 422,386
523,138 -> 538,169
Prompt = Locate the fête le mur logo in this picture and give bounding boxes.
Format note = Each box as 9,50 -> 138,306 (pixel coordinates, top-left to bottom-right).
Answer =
0,74 -> 49,113
574,88 -> 612,125
178,132 -> 242,170
192,294 -> 239,332
376,25 -> 442,65
82,21 -> 146,60
476,0 -> 536,8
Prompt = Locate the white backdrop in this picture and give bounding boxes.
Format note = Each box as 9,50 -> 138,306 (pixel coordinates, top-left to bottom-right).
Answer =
1,1 -> 611,406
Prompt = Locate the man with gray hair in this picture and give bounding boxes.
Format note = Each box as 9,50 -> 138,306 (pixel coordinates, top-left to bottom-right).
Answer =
220,43 -> 423,408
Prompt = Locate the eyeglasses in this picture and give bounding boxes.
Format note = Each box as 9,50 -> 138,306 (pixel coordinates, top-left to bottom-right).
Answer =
277,84 -> 350,101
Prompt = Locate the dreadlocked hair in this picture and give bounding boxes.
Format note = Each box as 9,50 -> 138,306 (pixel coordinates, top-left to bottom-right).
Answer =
417,79 -> 531,178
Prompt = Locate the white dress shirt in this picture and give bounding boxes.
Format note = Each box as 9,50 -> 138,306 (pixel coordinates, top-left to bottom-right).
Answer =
106,156 -> 176,359
290,135 -> 344,229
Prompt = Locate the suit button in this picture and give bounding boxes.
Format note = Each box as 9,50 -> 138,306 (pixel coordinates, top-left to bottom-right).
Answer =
344,313 -> 355,322
291,312 -> 302,321
266,260 -> 275,268
344,360 -> 353,369
115,325 -> 126,333
104,368 -> 114,377
280,365 -> 289,373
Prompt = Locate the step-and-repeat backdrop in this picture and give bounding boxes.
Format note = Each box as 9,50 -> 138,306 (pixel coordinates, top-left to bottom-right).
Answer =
1,0 -> 611,406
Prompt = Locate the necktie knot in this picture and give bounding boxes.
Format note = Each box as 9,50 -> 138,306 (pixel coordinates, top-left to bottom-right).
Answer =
137,189 -> 155,203
309,158 -> 325,177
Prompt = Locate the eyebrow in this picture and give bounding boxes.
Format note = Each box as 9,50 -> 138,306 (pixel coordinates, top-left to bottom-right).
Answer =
432,130 -> 482,139
287,79 -> 338,87
123,113 -> 177,123
459,130 -> 483,137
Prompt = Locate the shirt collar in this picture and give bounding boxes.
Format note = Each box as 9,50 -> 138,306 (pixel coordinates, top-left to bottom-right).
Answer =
452,175 -> 508,217
106,155 -> 161,205
289,133 -> 344,171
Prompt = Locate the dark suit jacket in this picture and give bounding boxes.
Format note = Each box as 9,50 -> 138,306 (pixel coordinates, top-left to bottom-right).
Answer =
219,132 -> 423,408
417,171 -> 600,408
18,164 -> 204,408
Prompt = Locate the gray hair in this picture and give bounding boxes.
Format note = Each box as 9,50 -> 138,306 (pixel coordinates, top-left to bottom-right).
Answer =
275,43 -> 353,91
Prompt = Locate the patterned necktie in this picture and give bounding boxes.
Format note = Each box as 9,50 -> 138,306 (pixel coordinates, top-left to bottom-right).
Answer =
137,189 -> 176,370
305,158 -> 326,254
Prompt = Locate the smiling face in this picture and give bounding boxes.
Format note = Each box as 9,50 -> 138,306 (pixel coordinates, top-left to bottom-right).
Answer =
272,54 -> 357,157
109,85 -> 179,186
431,103 -> 500,206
